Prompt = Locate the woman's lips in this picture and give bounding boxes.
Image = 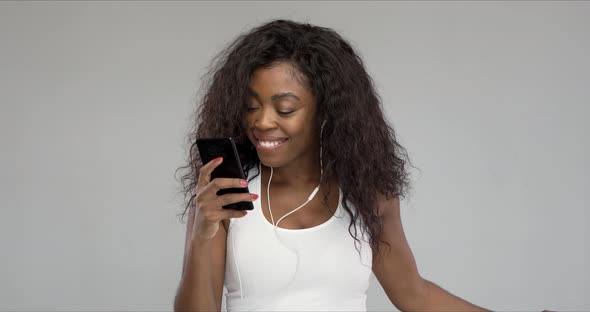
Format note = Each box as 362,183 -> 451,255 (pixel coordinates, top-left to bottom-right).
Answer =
255,138 -> 288,151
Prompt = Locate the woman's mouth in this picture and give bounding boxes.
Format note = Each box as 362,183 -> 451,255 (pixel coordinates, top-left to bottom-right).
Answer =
255,138 -> 288,151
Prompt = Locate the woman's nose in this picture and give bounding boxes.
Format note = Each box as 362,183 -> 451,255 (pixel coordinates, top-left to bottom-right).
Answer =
254,108 -> 277,130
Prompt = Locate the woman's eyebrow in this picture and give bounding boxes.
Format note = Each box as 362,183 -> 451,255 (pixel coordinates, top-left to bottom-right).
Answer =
248,88 -> 300,102
271,92 -> 300,102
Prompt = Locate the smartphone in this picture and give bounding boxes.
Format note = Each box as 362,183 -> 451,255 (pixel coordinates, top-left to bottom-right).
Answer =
196,137 -> 254,210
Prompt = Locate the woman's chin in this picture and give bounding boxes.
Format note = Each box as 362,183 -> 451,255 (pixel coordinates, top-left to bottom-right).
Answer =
258,156 -> 287,169
259,158 -> 279,168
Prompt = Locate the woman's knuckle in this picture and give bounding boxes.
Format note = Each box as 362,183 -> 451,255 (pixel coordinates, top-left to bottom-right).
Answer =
219,196 -> 229,206
202,209 -> 215,220
195,200 -> 206,211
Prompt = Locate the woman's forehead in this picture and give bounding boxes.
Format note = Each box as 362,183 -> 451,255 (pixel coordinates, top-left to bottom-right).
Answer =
249,63 -> 314,103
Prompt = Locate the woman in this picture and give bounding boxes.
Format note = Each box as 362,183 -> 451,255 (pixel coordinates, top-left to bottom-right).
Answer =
174,19 -> 490,311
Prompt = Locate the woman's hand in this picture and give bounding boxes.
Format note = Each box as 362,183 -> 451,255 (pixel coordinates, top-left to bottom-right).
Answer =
191,157 -> 257,240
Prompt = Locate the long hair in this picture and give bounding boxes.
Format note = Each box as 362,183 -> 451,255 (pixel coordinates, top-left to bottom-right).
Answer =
176,19 -> 415,258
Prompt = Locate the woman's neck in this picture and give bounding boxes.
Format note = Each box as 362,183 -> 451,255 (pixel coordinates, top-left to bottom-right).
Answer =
260,161 -> 321,189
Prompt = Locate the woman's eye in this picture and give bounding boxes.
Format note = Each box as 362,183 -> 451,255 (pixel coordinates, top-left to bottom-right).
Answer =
247,107 -> 293,116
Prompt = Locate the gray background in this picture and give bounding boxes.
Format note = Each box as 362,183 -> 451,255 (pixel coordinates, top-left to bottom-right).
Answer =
1,1 -> 588,311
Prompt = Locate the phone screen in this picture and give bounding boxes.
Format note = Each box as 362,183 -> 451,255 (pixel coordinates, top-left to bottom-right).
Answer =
196,137 -> 254,210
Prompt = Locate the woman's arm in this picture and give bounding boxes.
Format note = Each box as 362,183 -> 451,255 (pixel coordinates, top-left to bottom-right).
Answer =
415,279 -> 490,311
174,206 -> 228,312
372,194 -> 490,311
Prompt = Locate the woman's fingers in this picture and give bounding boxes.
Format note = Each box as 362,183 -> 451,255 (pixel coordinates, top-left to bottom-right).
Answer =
192,156 -> 257,239
210,176 -> 249,191
197,193 -> 255,224
213,192 -> 257,208
196,157 -> 223,189
197,177 -> 250,202
212,208 -> 249,221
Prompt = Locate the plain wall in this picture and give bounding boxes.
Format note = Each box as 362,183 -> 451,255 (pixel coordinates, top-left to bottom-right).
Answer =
1,1 -> 588,311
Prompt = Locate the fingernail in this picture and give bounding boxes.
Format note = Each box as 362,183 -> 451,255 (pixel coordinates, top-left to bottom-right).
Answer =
251,194 -> 259,199
216,157 -> 223,163
240,179 -> 249,186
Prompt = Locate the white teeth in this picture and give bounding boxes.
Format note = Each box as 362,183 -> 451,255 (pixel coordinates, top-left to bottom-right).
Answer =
258,139 -> 286,148
260,140 -> 281,147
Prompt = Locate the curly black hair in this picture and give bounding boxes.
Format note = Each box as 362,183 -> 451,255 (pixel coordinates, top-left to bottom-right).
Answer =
176,19 -> 415,258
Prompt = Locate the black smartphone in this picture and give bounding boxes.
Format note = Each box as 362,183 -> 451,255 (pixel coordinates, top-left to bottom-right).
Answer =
196,137 -> 254,211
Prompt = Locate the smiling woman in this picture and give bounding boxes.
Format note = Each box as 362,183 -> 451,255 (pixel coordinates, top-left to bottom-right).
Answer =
245,62 -> 318,169
173,19 -> 492,312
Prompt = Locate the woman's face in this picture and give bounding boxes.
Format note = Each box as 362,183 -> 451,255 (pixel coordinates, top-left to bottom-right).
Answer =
244,62 -> 319,169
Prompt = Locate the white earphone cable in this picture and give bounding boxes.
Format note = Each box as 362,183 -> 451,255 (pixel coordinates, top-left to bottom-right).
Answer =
270,119 -> 325,228
232,120 -> 327,300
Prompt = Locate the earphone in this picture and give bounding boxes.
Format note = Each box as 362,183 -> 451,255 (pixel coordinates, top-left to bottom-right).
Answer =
229,119 -> 327,299
269,119 -> 326,227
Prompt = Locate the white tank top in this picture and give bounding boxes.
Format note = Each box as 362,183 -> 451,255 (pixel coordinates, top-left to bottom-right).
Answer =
224,164 -> 373,311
